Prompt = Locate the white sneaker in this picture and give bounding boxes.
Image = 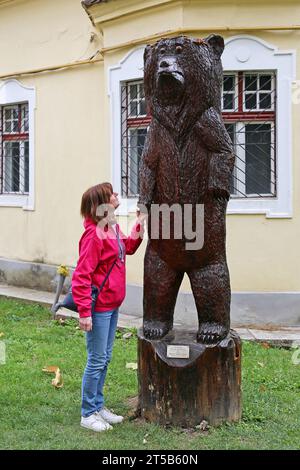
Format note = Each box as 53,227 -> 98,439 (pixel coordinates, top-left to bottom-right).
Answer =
80,413 -> 112,432
96,407 -> 124,424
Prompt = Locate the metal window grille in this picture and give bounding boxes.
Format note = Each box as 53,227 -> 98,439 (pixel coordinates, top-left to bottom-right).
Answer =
121,72 -> 276,198
223,71 -> 276,198
0,103 -> 29,195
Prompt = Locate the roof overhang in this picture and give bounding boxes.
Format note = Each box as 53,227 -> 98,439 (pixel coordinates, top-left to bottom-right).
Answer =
81,0 -> 178,27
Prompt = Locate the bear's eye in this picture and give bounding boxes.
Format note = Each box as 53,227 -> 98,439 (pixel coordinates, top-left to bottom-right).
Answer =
176,45 -> 183,54
159,48 -> 166,54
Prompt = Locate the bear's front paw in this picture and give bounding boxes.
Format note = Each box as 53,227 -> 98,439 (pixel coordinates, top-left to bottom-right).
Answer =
197,322 -> 229,345
143,321 -> 172,340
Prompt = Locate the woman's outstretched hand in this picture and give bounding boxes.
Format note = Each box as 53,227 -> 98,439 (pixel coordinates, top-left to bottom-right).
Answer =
79,317 -> 92,332
136,208 -> 148,226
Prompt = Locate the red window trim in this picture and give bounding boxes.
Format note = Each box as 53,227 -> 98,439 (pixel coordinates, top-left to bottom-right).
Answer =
127,116 -> 151,127
2,133 -> 29,141
126,71 -> 275,129
222,112 -> 275,121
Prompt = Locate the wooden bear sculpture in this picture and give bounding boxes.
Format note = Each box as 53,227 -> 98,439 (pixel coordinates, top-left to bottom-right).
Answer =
138,35 -> 235,344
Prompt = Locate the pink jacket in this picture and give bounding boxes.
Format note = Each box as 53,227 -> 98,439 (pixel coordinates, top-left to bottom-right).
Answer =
72,217 -> 144,318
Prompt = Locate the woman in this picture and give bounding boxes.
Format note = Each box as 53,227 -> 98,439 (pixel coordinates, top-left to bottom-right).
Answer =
72,182 -> 145,432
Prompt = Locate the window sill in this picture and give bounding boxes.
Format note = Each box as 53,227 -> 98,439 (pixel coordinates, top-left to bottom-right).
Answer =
228,197 -> 292,218
116,197 -> 292,219
0,195 -> 34,211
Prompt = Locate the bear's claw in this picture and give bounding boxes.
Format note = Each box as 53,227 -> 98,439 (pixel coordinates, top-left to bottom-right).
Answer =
143,321 -> 171,340
197,322 -> 229,345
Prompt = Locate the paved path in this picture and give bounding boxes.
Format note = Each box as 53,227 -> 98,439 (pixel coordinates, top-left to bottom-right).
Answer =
1,283 -> 300,346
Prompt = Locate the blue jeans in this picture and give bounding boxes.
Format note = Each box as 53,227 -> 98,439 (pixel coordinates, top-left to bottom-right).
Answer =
81,308 -> 119,418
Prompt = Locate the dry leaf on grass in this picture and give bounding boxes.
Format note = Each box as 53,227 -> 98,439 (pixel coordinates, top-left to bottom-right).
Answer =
0,332 -> 4,338
42,366 -> 63,389
196,420 -> 210,431
126,362 -> 138,370
122,332 -> 133,340
261,342 -> 270,349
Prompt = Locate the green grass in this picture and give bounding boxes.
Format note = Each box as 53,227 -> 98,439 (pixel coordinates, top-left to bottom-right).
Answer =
0,297 -> 299,450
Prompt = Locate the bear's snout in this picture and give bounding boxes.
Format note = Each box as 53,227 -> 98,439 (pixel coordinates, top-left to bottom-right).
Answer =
158,56 -> 184,82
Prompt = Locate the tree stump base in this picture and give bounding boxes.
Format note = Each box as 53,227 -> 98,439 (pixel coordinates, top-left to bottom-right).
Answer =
137,328 -> 242,427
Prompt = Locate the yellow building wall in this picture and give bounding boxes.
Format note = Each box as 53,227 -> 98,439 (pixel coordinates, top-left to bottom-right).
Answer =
0,0 -> 299,293
0,0 -> 107,265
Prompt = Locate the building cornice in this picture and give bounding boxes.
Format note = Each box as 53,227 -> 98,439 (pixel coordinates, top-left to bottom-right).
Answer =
82,0 -> 300,27
0,0 -> 25,7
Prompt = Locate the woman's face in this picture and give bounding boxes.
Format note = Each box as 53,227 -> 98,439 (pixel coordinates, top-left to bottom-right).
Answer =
109,190 -> 119,209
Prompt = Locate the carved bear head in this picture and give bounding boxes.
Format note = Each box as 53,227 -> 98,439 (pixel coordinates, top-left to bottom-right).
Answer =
144,35 -> 224,118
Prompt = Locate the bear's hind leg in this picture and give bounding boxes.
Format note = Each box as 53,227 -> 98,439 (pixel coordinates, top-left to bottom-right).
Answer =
143,244 -> 184,340
188,260 -> 230,344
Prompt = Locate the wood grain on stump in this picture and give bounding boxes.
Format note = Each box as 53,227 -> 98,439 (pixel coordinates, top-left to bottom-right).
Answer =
138,328 -> 242,427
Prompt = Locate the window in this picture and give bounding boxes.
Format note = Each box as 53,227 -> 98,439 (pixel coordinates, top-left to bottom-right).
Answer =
222,71 -> 276,197
121,82 -> 150,197
121,71 -> 276,199
1,103 -> 29,194
0,79 -> 35,210
0,103 -> 29,194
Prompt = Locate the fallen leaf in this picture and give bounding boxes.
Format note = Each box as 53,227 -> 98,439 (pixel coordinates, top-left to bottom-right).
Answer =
126,362 -> 138,370
52,369 -> 63,389
42,366 -> 58,373
261,342 -> 270,349
0,332 -> 4,338
42,366 -> 63,388
196,420 -> 210,431
257,362 -> 265,368
58,319 -> 66,326
143,439 -> 147,444
123,332 -> 133,340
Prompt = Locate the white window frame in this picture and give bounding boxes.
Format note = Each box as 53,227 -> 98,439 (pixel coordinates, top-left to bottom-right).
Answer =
222,35 -> 295,218
243,72 -> 275,112
109,36 -> 295,218
3,105 -> 19,134
109,47 -> 146,215
128,81 -> 147,118
0,80 -> 35,210
222,73 -> 238,112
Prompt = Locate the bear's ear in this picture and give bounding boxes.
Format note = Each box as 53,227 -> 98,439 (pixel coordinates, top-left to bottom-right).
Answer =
144,44 -> 153,63
204,34 -> 224,58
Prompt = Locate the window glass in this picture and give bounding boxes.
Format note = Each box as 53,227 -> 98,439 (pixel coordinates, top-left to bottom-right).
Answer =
245,123 -> 272,194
